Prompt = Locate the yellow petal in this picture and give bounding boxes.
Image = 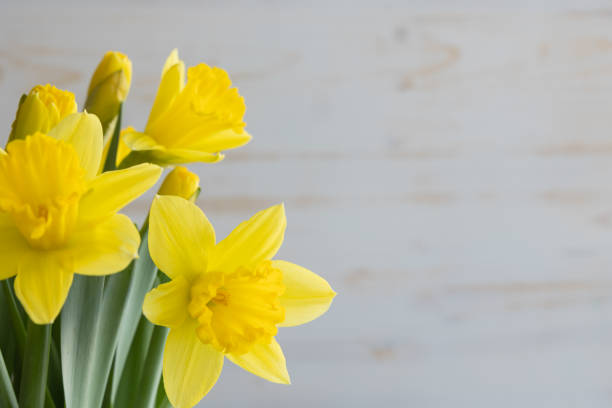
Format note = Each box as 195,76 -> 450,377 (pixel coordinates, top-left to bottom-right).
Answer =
79,163 -> 162,223
122,132 -> 225,166
0,214 -> 30,280
48,112 -> 103,180
157,148 -> 224,165
227,338 -> 291,384
66,213 -> 140,276
147,56 -> 185,128
14,255 -> 74,324
143,275 -> 190,328
149,195 -> 215,279
187,128 -> 252,152
162,49 -> 182,77
163,321 -> 224,408
272,260 -> 336,327
122,131 -> 164,151
210,204 -> 286,274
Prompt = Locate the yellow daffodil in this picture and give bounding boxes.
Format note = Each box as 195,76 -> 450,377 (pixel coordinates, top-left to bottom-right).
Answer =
9,84 -> 77,143
85,51 -> 132,131
120,49 -> 252,167
0,112 -> 162,324
158,166 -> 200,201
143,196 -> 335,408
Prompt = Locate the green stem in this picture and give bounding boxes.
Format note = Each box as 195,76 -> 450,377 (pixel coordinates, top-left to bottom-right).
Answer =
0,349 -> 18,408
46,335 -> 63,407
103,103 -> 122,172
139,325 -> 169,408
47,321 -> 63,407
60,275 -> 105,408
1,280 -> 25,354
19,320 -> 51,408
117,150 -> 148,170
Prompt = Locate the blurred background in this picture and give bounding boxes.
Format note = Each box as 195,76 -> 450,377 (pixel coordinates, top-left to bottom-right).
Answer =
3,1 -> 612,406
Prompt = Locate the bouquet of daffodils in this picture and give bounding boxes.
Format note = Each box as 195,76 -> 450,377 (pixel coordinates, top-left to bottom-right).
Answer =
0,50 -> 335,408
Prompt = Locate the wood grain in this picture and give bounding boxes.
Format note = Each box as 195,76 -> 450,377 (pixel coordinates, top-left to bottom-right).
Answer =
2,1 -> 612,407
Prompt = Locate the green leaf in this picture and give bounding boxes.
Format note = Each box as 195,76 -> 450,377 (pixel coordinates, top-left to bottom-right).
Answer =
60,276 -> 104,408
0,281 -> 17,376
2,280 -> 56,407
44,389 -> 56,408
154,376 -> 172,408
114,316 -> 154,407
61,266 -> 141,408
1,280 -> 26,355
110,227 -> 158,401
138,324 -> 169,408
1,279 -> 26,389
0,348 -> 18,408
20,320 -> 51,408
61,225 -> 158,408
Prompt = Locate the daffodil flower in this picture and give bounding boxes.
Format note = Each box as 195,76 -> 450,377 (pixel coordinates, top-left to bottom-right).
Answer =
120,49 -> 252,167
0,112 -> 162,324
143,196 -> 336,408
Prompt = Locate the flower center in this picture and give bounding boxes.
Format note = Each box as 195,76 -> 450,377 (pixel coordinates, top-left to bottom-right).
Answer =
0,133 -> 87,249
32,84 -> 77,121
188,260 -> 285,355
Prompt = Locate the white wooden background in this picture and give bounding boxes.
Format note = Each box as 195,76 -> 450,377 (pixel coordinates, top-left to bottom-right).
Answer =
3,1 -> 612,406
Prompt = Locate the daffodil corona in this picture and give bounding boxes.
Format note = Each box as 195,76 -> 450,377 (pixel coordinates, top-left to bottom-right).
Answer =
120,49 -> 252,167
143,196 -> 336,408
9,84 -> 77,142
0,113 -> 161,324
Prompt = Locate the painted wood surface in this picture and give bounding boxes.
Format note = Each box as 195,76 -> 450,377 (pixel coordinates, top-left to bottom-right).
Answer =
2,1 -> 612,406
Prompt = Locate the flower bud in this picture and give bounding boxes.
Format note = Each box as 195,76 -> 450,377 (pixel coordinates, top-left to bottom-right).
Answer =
85,51 -> 132,132
9,84 -> 77,143
158,166 -> 200,202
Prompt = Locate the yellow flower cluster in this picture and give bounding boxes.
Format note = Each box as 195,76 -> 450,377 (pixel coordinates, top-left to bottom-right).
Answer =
0,50 -> 335,408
